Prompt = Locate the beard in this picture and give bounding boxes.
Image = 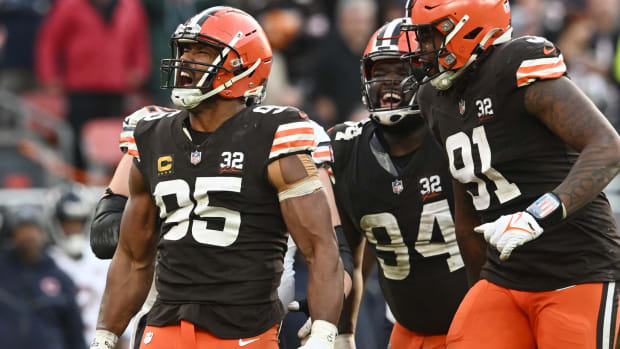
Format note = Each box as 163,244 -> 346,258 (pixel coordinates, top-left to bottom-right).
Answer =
372,115 -> 426,135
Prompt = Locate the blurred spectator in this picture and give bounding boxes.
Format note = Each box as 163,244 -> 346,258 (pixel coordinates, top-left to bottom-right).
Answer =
35,0 -> 151,169
557,13 -> 620,126
310,0 -> 377,127
260,8 -> 304,107
142,0 -> 223,106
380,0 -> 406,23
510,0 -> 546,37
0,205 -> 86,349
0,0 -> 51,93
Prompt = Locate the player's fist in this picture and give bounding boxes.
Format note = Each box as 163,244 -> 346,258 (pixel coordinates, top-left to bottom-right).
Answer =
90,329 -> 118,349
334,333 -> 356,349
474,211 -> 543,261
297,320 -> 338,349
297,317 -> 312,344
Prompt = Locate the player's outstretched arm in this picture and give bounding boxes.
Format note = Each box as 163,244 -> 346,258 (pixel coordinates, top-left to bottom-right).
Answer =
91,162 -> 158,348
269,154 -> 344,348
525,76 -> 620,215
90,154 -> 133,259
453,180 -> 485,286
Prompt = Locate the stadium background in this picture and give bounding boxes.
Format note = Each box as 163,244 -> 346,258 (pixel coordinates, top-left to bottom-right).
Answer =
0,0 -> 619,348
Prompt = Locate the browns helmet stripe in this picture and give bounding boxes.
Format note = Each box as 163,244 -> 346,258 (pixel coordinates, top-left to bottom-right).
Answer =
389,21 -> 402,46
374,20 -> 402,50
187,6 -> 225,27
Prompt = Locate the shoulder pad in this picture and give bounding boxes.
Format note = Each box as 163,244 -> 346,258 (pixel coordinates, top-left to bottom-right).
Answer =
265,106 -> 316,161
308,119 -> 332,166
252,105 -> 298,115
120,105 -> 181,158
495,36 -> 566,88
329,119 -> 370,142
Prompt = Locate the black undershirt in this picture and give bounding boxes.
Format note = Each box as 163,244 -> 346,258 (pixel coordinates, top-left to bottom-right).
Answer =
184,117 -> 212,145
390,151 -> 416,175
376,129 -> 417,176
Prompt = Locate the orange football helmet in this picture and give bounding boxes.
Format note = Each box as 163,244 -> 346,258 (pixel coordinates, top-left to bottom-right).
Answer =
404,0 -> 512,89
361,18 -> 424,126
161,6 -> 272,109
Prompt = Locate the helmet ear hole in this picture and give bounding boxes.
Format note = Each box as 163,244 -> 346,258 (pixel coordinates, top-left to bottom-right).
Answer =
464,27 -> 483,40
390,115 -> 402,123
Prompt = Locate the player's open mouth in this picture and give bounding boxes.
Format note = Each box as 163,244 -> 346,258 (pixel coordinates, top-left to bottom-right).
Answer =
179,71 -> 194,86
380,91 -> 402,108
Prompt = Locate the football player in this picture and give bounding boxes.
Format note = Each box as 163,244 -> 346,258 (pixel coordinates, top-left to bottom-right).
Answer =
89,7 -> 343,349
405,0 -> 620,348
91,119 -> 353,349
327,18 -> 468,349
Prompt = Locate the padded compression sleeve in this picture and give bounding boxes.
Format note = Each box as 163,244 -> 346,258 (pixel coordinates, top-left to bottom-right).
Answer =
90,193 -> 127,259
335,225 -> 354,279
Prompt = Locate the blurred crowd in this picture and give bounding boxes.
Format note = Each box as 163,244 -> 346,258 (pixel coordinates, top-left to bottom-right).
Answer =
0,0 -> 619,348
1,0 -> 619,186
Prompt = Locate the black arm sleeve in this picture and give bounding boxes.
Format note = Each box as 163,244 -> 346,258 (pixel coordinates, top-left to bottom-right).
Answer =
90,193 -> 127,259
335,225 -> 354,279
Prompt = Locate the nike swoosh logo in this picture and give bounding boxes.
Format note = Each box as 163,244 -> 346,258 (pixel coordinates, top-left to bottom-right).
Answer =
505,213 -> 533,235
239,338 -> 260,347
543,46 -> 555,55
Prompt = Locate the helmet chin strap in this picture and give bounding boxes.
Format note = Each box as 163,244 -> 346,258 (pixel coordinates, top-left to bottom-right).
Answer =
431,26 -> 510,90
370,90 -> 420,126
172,58 -> 262,109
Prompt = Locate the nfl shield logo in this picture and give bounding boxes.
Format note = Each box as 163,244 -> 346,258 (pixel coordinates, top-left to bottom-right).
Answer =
459,99 -> 466,115
144,331 -> 154,344
392,179 -> 404,195
190,151 -> 202,165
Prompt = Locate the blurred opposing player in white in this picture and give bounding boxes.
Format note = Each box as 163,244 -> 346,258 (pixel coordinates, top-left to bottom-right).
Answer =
47,185 -> 129,347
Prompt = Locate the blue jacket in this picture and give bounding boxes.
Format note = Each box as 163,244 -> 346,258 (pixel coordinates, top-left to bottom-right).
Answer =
0,249 -> 86,349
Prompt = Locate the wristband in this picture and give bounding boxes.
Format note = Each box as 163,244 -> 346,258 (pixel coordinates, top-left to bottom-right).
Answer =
91,329 -> 118,349
309,320 -> 338,346
334,333 -> 355,348
525,192 -> 566,229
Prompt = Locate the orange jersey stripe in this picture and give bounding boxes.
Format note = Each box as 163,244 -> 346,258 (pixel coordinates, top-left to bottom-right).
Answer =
274,127 -> 314,139
517,70 -> 564,87
270,139 -> 315,153
127,149 -> 139,157
516,59 -> 564,75
313,150 -> 332,159
119,137 -> 136,144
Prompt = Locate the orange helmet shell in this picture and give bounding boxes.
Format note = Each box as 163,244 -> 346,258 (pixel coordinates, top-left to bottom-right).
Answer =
409,0 -> 511,70
163,6 -> 272,108
194,7 -> 272,99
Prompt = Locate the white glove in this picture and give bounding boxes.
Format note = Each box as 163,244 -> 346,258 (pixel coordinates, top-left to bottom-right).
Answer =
297,317 -> 313,344
90,329 -> 118,349
296,318 -> 354,348
474,211 -> 543,261
334,333 -> 355,349
297,320 -> 338,349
